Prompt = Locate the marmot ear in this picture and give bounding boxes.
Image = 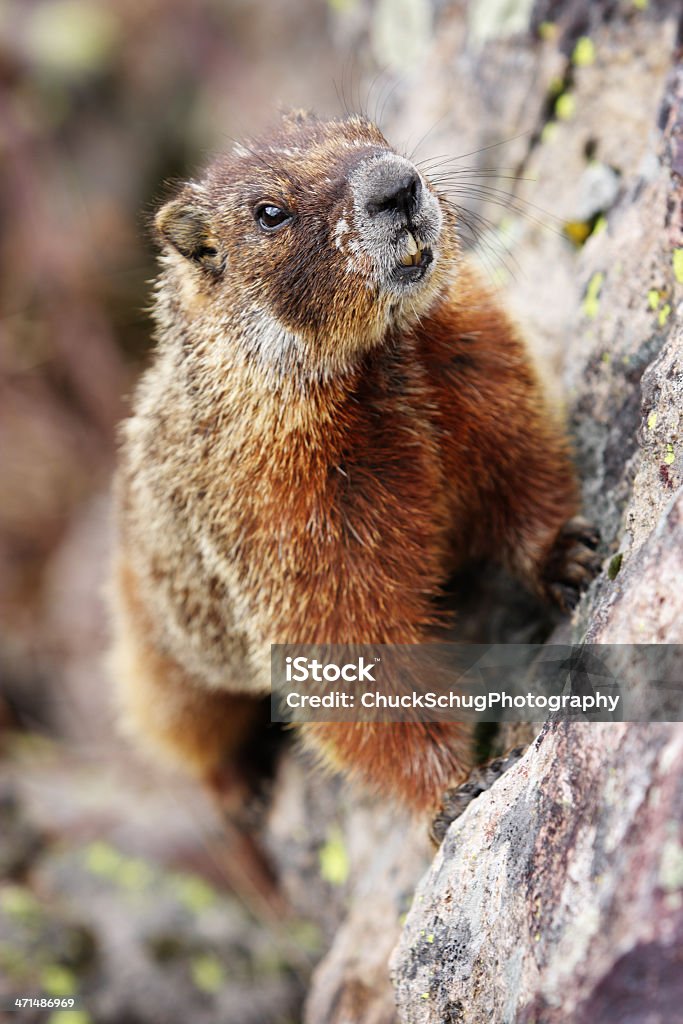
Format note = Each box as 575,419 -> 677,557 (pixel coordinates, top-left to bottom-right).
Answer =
155,193 -> 223,275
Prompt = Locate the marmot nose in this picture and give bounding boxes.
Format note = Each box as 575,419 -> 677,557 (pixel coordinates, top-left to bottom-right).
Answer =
365,170 -> 422,219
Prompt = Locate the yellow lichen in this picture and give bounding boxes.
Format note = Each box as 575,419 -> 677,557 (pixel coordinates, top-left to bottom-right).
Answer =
319,826 -> 350,886
564,220 -> 591,246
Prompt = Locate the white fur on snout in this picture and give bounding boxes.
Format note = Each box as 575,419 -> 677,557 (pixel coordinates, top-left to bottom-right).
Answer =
333,216 -> 350,250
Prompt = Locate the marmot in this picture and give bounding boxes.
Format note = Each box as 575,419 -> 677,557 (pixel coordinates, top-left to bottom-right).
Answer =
110,111 -> 600,817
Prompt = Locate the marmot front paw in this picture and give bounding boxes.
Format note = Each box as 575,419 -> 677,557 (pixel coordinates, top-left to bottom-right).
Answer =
543,516 -> 602,612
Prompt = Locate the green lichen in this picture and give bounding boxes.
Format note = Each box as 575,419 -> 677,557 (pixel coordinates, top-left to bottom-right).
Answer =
658,303 -> 671,326
83,841 -> 123,879
583,272 -> 604,318
607,553 -> 623,581
572,37 -> 595,67
0,884 -> 42,922
190,953 -> 226,994
647,411 -> 658,430
647,289 -> 661,310
84,842 -> 154,893
673,248 -> 683,283
117,858 -> 153,891
41,964 -> 78,996
591,215 -> 607,236
555,93 -> 576,121
664,444 -> 675,466
319,826 -> 349,886
171,874 -> 217,913
47,1012 -> 92,1024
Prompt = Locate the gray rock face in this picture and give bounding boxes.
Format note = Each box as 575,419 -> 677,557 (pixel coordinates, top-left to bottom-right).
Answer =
392,722 -> 683,1023
309,2 -> 683,1021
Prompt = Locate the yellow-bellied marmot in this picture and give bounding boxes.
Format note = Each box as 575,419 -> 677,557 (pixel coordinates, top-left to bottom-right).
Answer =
110,111 -> 600,814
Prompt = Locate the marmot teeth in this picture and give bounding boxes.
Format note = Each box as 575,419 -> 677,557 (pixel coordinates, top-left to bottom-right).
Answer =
401,232 -> 424,266
405,232 -> 419,256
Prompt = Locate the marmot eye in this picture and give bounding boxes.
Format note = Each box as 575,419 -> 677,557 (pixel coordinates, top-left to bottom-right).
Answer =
254,203 -> 292,233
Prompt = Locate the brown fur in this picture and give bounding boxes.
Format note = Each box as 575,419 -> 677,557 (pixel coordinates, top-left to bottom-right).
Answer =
110,112 -> 584,813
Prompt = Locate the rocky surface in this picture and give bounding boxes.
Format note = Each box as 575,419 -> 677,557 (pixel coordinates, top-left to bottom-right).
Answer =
392,722 -> 683,1024
374,0 -> 683,1019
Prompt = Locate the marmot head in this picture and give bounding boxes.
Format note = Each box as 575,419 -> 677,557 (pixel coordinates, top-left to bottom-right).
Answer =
155,111 -> 459,381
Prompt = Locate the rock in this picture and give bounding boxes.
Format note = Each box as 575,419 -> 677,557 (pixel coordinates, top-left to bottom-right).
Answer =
311,2 -> 683,1021
391,722 -> 683,1024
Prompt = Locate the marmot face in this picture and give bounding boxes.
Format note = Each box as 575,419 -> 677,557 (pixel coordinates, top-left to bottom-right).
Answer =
155,111 -> 458,381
